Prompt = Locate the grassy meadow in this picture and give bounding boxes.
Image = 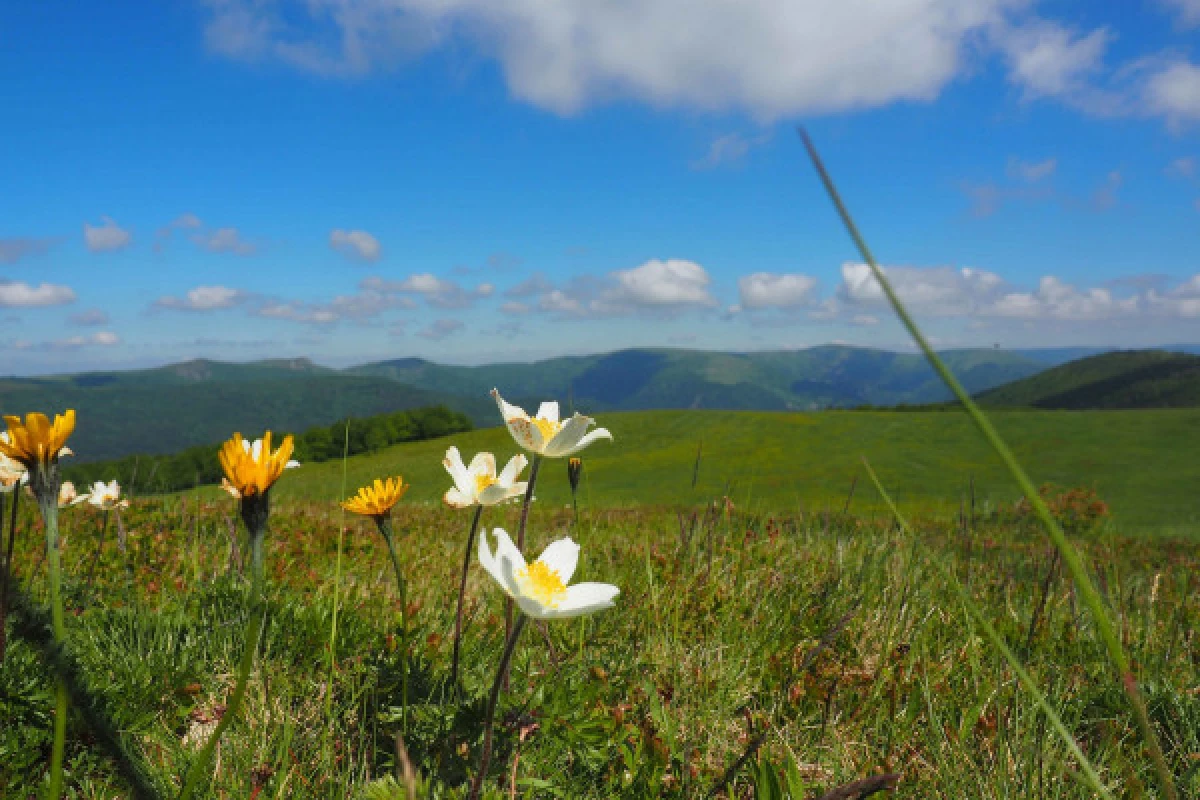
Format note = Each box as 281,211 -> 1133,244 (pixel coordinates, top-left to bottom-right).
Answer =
272,408 -> 1200,537
1,487 -> 1198,798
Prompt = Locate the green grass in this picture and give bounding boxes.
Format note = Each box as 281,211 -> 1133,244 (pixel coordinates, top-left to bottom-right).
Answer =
1,495 -> 1197,798
270,409 -> 1200,536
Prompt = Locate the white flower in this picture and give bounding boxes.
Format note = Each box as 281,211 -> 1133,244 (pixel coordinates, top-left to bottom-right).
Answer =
219,477 -> 242,499
478,528 -> 619,620
0,451 -> 27,494
58,481 -> 79,508
491,389 -> 612,458
442,447 -> 528,508
80,479 -> 129,511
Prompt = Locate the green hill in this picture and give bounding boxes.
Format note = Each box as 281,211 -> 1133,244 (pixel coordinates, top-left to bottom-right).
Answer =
0,359 -> 492,463
351,345 -> 1046,411
976,350 -> 1200,409
266,408 -> 1200,535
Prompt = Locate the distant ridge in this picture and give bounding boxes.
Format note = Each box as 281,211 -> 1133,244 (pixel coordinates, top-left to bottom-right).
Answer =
976,349 -> 1200,409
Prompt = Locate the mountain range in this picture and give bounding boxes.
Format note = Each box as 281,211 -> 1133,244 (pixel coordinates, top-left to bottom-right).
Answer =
3,344 -> 1196,463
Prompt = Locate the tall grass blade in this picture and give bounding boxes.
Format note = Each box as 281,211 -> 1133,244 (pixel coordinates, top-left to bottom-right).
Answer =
861,457 -> 1115,800
799,128 -> 1177,799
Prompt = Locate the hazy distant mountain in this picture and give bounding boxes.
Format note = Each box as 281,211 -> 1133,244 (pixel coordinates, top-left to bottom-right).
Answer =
0,358 -> 491,462
977,350 -> 1200,409
350,345 -> 1049,412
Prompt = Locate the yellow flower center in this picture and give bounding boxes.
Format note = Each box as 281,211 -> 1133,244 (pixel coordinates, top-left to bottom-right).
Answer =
475,473 -> 497,495
532,417 -> 561,442
519,560 -> 566,607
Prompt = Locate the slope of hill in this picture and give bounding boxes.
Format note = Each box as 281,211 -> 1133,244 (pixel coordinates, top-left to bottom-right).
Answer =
267,408 -> 1200,535
976,350 -> 1200,409
351,345 -> 1048,411
0,361 -> 493,463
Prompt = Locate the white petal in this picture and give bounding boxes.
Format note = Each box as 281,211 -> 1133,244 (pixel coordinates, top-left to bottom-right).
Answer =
58,446 -> 74,458
477,482 -> 526,506
491,388 -> 528,424
536,401 -> 560,425
554,427 -> 613,458
478,528 -> 526,599
496,453 -> 528,487
467,451 -> 497,481
443,487 -> 475,509
285,460 -> 300,469
442,446 -> 471,495
542,583 -> 620,619
505,415 -> 546,454
543,414 -> 593,458
516,594 -> 551,620
535,537 -> 580,585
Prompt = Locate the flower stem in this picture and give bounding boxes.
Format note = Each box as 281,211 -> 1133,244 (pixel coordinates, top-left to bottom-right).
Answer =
449,504 -> 484,696
377,518 -> 408,725
468,614 -> 528,800
505,456 -> 541,686
37,489 -> 68,800
0,489 -> 20,662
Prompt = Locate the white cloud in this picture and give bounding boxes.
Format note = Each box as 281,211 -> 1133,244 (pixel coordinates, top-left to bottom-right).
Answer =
1160,0 -> 1200,28
691,132 -> 769,170
90,331 -> 121,346
0,280 -> 76,307
202,0 -> 1014,120
155,285 -> 247,311
1143,60 -> 1200,126
996,21 -> 1114,109
193,226 -> 257,255
255,302 -> 339,325
417,318 -> 465,340
839,262 -> 1005,315
987,276 -> 1140,321
500,301 -> 530,315
738,272 -> 819,310
69,308 -> 110,326
83,217 -> 132,253
172,212 -> 203,229
0,237 -> 55,264
1006,156 -> 1057,182
363,273 -> 490,308
330,228 -> 382,262
1166,156 -> 1196,178
604,259 -> 717,309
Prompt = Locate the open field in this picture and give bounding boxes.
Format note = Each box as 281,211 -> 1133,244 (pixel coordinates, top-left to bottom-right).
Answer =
2,495 -> 1198,798
269,409 -> 1200,537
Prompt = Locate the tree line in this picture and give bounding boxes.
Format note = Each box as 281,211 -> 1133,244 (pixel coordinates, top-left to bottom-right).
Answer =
63,405 -> 472,495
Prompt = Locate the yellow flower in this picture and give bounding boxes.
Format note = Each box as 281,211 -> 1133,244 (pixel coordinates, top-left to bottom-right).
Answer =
0,410 -> 76,470
342,476 -> 408,519
217,431 -> 298,498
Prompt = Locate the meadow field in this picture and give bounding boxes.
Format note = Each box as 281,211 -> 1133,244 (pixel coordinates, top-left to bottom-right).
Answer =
1,402 -> 1198,798
273,408 -> 1200,537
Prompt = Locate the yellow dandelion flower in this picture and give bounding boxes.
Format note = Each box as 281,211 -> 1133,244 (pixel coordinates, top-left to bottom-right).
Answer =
217,431 -> 298,498
0,410 -> 76,470
342,476 -> 408,519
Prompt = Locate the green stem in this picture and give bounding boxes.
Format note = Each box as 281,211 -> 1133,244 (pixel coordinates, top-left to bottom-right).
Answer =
505,456 -> 541,686
450,504 -> 484,695
377,518 -> 408,724
37,487 -> 67,800
799,128 -> 1176,800
0,489 -> 19,662
468,614 -> 528,800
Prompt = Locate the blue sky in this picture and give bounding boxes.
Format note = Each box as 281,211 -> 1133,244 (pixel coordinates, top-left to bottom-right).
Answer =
2,0 -> 1199,375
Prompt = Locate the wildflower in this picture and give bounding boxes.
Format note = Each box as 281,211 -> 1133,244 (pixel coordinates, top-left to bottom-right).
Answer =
79,479 -> 130,511
567,457 -> 583,494
59,481 -> 80,508
341,476 -> 408,520
478,528 -> 619,620
442,447 -> 527,508
0,450 -> 27,494
218,432 -> 298,499
491,390 -> 612,458
219,477 -> 241,499
0,410 -> 75,800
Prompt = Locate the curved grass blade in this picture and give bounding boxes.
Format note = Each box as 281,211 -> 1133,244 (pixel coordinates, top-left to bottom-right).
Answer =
798,128 -> 1177,800
861,458 -> 1114,800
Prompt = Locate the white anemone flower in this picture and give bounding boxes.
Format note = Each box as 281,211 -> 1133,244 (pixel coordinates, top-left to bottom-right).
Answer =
491,389 -> 612,458
80,479 -> 130,511
0,452 -> 27,494
478,528 -> 619,620
442,447 -> 528,508
57,481 -> 79,508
